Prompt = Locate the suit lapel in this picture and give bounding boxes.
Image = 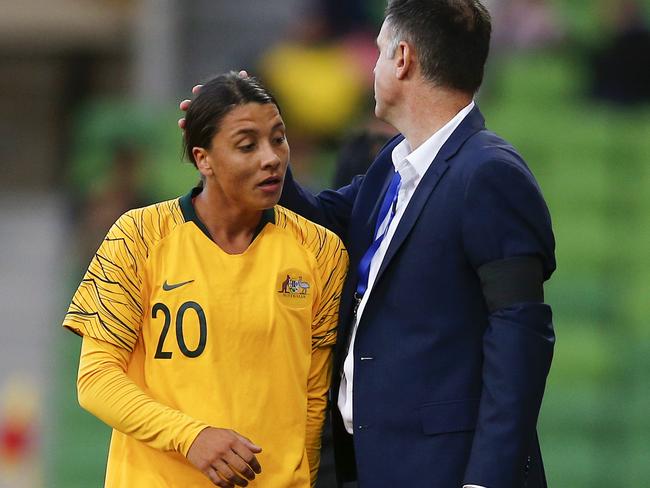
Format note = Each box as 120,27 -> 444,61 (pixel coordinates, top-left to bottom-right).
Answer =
373,106 -> 486,287
334,137 -> 403,356
364,171 -> 395,236
374,161 -> 449,284
348,139 -> 402,262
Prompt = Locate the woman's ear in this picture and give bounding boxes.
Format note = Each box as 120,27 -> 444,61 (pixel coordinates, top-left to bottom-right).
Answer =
193,147 -> 214,177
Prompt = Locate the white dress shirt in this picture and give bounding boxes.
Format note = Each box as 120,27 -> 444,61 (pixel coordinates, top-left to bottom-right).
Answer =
336,101 -> 482,488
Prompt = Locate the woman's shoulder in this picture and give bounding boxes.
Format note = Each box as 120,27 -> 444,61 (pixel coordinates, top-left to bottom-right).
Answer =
109,197 -> 186,247
274,205 -> 341,241
273,205 -> 347,265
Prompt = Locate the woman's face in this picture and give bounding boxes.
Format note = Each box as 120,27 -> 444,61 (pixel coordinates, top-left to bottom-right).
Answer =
195,102 -> 289,211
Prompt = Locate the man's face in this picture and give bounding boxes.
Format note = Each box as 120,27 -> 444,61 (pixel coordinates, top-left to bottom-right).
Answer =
373,20 -> 398,121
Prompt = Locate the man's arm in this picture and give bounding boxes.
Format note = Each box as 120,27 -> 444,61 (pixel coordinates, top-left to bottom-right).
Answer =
279,166 -> 362,239
461,160 -> 556,487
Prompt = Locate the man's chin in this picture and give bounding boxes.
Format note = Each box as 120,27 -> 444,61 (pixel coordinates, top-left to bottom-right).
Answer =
375,105 -> 390,124
374,102 -> 387,121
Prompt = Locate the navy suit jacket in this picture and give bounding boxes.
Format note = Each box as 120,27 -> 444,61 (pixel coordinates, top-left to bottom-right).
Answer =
280,106 -> 555,487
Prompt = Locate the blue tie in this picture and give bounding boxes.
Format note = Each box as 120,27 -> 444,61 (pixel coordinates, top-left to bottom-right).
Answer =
356,170 -> 401,298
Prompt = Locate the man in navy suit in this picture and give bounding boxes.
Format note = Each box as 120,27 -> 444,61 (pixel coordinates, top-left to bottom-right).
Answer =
279,1 -> 556,486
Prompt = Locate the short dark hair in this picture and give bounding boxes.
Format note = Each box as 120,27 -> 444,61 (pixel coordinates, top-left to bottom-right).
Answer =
184,72 -> 280,166
385,0 -> 491,94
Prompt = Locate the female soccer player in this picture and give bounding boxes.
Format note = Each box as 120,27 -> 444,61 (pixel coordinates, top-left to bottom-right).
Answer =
63,72 -> 348,488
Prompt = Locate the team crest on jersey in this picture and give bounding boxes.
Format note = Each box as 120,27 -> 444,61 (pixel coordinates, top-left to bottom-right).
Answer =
277,269 -> 312,307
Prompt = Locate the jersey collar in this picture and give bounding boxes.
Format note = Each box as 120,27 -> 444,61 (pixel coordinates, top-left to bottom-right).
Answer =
179,186 -> 275,241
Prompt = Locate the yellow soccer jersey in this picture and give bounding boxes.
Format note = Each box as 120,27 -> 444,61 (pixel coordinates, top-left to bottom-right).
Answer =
63,187 -> 348,487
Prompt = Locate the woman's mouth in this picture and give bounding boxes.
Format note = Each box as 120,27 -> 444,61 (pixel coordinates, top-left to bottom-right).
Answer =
257,176 -> 283,193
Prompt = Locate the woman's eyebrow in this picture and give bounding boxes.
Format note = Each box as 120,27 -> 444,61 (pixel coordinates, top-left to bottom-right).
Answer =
231,127 -> 258,137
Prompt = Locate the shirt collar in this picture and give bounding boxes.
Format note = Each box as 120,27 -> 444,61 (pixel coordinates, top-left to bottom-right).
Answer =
179,186 -> 275,241
391,101 -> 475,183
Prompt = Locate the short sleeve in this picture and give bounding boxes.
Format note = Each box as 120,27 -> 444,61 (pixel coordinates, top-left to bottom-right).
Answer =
311,230 -> 349,349
63,210 -> 146,351
461,160 -> 556,279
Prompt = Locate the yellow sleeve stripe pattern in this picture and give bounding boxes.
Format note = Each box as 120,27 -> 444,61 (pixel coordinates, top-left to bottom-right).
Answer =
311,240 -> 347,349
275,206 -> 349,350
64,199 -> 185,351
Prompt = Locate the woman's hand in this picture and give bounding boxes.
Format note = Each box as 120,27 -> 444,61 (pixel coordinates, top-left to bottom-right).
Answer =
187,427 -> 262,487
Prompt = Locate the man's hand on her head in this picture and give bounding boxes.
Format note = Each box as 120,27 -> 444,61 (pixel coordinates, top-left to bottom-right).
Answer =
178,84 -> 202,130
178,71 -> 249,130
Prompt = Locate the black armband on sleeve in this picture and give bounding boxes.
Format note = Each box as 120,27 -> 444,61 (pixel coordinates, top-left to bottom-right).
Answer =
477,256 -> 544,313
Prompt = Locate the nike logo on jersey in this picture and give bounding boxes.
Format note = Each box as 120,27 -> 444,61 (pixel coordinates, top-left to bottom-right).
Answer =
162,279 -> 194,291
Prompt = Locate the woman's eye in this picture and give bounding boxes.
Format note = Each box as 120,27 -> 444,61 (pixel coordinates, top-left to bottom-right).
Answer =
239,143 -> 256,152
274,135 -> 286,145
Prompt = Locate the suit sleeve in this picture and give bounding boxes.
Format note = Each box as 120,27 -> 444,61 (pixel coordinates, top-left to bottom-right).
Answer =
460,160 -> 556,487
279,165 -> 362,239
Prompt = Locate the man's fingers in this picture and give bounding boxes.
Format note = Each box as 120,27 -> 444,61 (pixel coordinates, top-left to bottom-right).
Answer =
192,84 -> 203,95
178,98 -> 191,130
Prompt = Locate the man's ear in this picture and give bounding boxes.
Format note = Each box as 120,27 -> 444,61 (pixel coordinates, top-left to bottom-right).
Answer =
395,40 -> 415,80
193,147 -> 214,177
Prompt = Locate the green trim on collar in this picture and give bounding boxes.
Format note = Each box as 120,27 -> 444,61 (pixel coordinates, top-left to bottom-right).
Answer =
255,207 -> 276,238
179,187 -> 212,239
178,186 -> 275,241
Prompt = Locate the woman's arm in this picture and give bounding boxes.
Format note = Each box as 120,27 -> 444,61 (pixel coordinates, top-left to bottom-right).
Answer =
305,345 -> 334,487
77,335 -> 206,454
77,336 -> 262,486
304,228 -> 349,486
